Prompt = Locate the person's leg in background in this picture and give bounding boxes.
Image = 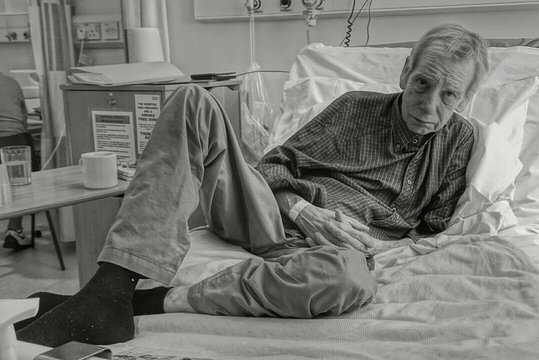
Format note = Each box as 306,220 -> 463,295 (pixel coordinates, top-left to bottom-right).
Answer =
3,216 -> 30,249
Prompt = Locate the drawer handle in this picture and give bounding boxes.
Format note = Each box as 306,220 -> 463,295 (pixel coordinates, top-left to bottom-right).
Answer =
109,99 -> 117,106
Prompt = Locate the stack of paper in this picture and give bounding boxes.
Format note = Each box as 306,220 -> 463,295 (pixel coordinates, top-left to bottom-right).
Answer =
68,62 -> 189,86
117,164 -> 136,181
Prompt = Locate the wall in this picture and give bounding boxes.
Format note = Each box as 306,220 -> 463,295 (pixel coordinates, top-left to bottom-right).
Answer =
0,0 -> 124,74
71,0 -> 124,65
167,1 -> 539,111
2,1 -> 539,113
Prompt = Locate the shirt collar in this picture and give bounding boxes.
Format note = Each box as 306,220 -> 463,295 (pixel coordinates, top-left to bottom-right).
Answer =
391,93 -> 428,151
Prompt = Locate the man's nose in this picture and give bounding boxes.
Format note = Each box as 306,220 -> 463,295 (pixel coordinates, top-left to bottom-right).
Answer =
419,91 -> 437,115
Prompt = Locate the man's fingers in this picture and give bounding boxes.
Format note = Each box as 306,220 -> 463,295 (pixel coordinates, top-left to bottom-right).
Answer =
335,209 -> 344,222
349,219 -> 370,232
314,232 -> 335,247
334,209 -> 370,232
325,221 -> 368,252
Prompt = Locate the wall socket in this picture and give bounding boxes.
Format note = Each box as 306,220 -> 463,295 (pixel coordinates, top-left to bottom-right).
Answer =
75,22 -> 101,40
1,27 -> 31,42
72,15 -> 123,47
101,21 -> 119,40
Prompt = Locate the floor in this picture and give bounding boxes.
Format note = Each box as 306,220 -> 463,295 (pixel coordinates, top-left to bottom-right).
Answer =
0,215 -> 80,299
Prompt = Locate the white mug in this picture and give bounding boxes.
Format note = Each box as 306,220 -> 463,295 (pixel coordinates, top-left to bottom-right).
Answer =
79,151 -> 118,189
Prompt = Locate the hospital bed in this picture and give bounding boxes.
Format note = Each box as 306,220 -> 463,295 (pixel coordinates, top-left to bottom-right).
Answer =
117,39 -> 539,359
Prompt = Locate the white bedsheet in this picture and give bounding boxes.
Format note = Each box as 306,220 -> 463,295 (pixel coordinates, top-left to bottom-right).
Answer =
128,228 -> 539,360
126,45 -> 539,359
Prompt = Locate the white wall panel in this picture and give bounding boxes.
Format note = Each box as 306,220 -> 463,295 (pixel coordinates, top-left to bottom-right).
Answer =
194,0 -> 539,21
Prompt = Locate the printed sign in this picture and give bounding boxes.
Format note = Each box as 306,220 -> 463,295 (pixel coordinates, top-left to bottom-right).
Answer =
92,110 -> 136,163
135,94 -> 161,155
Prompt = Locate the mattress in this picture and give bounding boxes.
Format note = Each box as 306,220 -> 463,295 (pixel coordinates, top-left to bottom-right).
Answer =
123,227 -> 539,360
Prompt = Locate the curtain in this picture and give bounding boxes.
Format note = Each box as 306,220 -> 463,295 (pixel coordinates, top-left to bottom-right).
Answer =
28,0 -> 75,241
28,0 -> 74,169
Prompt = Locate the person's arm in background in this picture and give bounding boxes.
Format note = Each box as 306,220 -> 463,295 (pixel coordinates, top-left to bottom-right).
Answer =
13,79 -> 28,131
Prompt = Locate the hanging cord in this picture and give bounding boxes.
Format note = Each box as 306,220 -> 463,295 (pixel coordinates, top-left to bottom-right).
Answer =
76,30 -> 86,67
364,0 -> 372,46
249,6 -> 255,63
340,0 -> 370,47
41,124 -> 66,170
340,0 -> 356,47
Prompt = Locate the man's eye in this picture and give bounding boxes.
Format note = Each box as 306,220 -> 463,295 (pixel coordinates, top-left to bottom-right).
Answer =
415,79 -> 427,92
444,91 -> 459,104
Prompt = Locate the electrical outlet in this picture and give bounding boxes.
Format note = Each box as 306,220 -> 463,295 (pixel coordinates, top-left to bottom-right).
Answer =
75,22 -> 101,41
1,28 -> 30,42
72,15 -> 123,48
101,21 -> 119,40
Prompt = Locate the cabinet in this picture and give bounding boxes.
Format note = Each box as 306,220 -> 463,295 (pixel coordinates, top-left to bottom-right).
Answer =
62,80 -> 243,285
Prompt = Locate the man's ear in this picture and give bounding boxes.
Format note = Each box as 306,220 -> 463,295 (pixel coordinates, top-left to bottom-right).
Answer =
399,56 -> 412,89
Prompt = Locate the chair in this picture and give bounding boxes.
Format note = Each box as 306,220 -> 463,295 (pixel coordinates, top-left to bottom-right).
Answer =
0,132 -> 65,270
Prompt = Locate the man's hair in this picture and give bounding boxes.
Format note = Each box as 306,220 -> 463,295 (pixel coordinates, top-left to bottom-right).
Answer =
410,23 -> 489,98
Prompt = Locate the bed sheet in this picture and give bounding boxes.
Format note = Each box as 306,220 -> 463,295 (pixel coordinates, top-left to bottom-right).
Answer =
127,45 -> 539,359
130,228 -> 539,360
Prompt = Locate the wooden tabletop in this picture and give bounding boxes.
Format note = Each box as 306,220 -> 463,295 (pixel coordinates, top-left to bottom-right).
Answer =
0,165 -> 129,220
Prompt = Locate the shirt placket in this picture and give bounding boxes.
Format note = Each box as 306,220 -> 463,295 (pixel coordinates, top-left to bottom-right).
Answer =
392,152 -> 421,212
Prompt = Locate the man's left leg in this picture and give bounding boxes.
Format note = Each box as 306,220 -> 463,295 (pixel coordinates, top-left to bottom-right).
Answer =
16,85 -> 285,346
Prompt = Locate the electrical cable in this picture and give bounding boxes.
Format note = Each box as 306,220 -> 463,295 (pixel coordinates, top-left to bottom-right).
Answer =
364,0 -> 372,46
249,8 -> 255,63
236,69 -> 289,77
339,0 -> 372,47
41,124 -> 66,170
76,31 -> 86,67
339,0 -> 356,47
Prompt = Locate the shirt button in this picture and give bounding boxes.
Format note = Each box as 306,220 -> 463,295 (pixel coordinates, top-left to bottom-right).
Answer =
396,144 -> 401,149
406,179 -> 412,185
412,139 -> 418,144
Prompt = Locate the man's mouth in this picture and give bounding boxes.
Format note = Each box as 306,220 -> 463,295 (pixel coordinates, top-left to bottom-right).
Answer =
412,116 -> 434,125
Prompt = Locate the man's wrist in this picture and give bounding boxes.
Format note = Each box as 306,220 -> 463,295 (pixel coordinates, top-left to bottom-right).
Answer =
289,199 -> 310,223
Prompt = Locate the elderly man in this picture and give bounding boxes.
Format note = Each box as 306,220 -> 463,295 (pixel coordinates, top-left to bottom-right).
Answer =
17,23 -> 488,347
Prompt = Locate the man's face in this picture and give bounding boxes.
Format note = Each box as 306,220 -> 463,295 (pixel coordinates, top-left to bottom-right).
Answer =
400,54 -> 476,135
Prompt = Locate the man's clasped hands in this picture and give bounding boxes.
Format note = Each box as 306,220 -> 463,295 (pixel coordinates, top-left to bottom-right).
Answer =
295,204 -> 398,256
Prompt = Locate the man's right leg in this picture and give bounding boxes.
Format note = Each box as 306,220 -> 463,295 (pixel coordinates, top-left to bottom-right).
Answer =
16,85 -> 284,346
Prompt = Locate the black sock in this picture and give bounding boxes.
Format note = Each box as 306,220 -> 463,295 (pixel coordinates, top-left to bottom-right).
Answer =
16,262 -> 141,347
14,292 -> 71,331
132,286 -> 171,315
15,286 -> 171,330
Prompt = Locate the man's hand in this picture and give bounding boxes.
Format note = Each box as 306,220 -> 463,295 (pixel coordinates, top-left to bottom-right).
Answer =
324,220 -> 414,256
295,205 -> 370,250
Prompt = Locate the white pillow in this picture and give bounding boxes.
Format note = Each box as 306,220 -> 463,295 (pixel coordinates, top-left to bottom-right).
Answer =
449,76 -> 537,233
288,43 -> 409,83
268,77 -> 400,149
513,91 -> 539,226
